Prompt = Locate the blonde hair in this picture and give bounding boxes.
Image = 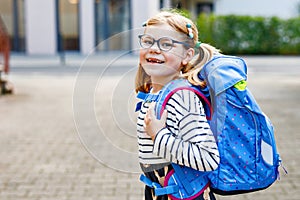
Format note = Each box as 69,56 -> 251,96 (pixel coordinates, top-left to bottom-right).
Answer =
135,11 -> 220,93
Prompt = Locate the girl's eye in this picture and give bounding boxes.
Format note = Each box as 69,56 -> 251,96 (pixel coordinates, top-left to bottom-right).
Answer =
143,38 -> 154,45
161,42 -> 172,47
160,38 -> 173,49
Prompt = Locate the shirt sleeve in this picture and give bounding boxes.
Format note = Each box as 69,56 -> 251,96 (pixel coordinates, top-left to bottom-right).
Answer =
152,89 -> 220,171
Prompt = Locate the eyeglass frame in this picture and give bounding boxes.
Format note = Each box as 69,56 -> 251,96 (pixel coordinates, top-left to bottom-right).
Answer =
138,34 -> 191,52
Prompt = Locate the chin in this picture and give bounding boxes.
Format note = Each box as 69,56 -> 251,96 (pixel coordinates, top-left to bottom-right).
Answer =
144,68 -> 164,77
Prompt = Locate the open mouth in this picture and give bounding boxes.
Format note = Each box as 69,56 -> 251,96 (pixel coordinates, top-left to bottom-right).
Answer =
146,58 -> 165,64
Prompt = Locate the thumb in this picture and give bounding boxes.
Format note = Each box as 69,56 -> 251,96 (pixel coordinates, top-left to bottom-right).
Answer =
161,109 -> 168,122
148,102 -> 156,118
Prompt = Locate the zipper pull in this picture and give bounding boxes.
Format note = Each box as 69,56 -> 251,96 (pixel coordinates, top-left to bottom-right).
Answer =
277,160 -> 288,180
280,161 -> 288,175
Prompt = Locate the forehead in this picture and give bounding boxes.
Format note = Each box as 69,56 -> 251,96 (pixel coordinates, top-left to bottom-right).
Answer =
144,24 -> 185,40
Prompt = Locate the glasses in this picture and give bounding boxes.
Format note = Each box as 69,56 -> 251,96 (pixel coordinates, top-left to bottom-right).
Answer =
138,34 -> 190,52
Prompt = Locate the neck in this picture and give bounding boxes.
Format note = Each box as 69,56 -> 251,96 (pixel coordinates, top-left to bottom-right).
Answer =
151,74 -> 179,93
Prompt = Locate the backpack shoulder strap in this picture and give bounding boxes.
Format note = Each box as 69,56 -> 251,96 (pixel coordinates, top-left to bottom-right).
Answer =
135,91 -> 161,112
154,79 -> 212,120
199,55 -> 247,95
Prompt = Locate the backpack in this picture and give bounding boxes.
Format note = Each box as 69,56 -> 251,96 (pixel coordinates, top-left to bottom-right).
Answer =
198,55 -> 284,195
137,55 -> 285,198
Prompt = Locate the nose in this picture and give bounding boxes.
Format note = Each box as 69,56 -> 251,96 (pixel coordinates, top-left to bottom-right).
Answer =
149,41 -> 161,53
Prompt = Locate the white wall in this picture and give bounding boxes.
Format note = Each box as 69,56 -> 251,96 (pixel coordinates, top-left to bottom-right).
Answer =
25,0 -> 57,55
131,0 -> 160,52
215,0 -> 300,19
79,0 -> 95,55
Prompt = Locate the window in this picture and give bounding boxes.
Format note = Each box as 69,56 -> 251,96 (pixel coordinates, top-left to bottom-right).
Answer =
95,0 -> 131,51
57,0 -> 80,51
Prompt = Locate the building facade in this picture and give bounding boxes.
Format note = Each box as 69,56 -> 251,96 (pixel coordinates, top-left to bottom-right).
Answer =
0,0 -> 299,55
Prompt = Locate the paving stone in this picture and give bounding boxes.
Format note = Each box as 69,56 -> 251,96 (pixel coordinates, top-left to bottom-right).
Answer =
0,56 -> 299,200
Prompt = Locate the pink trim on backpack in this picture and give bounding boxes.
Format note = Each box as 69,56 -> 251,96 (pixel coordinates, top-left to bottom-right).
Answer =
164,169 -> 210,200
160,87 -> 212,121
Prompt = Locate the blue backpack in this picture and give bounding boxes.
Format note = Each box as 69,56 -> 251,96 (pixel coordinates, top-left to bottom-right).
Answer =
199,55 -> 285,195
137,55 -> 285,198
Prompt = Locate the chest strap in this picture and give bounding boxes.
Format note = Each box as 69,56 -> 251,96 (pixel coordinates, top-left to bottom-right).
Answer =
135,91 -> 161,112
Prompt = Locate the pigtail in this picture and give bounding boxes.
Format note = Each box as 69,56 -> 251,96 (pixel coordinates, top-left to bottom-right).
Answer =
135,64 -> 152,93
182,43 -> 220,87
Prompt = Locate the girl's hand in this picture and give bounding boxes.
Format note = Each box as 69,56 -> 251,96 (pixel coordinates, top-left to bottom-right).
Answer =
144,102 -> 168,140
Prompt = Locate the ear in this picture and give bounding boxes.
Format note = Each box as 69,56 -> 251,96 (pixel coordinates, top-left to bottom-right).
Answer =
182,48 -> 195,66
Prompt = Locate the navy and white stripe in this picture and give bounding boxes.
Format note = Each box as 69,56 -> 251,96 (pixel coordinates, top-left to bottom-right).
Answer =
137,89 -> 220,171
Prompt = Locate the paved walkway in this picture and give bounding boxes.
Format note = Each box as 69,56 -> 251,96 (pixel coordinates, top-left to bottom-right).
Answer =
0,55 -> 299,199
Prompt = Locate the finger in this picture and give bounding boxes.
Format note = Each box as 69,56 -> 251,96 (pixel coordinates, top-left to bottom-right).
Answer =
149,101 -> 156,110
144,110 -> 152,124
148,102 -> 156,118
144,112 -> 151,125
161,109 -> 168,122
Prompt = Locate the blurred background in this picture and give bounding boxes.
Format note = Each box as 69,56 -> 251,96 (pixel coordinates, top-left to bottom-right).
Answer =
0,0 -> 299,55
0,1 -> 299,200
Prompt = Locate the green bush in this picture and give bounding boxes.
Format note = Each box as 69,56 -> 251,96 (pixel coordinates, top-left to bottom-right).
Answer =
197,14 -> 300,55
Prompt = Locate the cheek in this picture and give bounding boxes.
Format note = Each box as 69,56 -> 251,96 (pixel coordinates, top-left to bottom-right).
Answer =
139,49 -> 147,60
167,54 -> 184,70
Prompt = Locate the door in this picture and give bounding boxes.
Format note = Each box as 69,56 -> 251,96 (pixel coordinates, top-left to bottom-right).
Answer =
56,0 -> 80,52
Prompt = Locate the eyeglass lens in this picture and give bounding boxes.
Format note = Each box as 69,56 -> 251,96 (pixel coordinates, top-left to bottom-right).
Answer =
139,35 -> 174,51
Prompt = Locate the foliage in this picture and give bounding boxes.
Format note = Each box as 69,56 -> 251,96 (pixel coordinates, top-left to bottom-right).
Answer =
196,14 -> 300,55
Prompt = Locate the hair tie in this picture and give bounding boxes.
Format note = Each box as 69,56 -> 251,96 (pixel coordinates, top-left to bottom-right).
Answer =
195,41 -> 201,48
186,23 -> 194,39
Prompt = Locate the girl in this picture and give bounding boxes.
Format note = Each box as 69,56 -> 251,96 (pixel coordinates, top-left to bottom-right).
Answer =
135,11 -> 220,200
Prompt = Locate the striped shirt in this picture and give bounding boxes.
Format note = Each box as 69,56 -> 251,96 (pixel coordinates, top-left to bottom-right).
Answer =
137,89 -> 220,172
